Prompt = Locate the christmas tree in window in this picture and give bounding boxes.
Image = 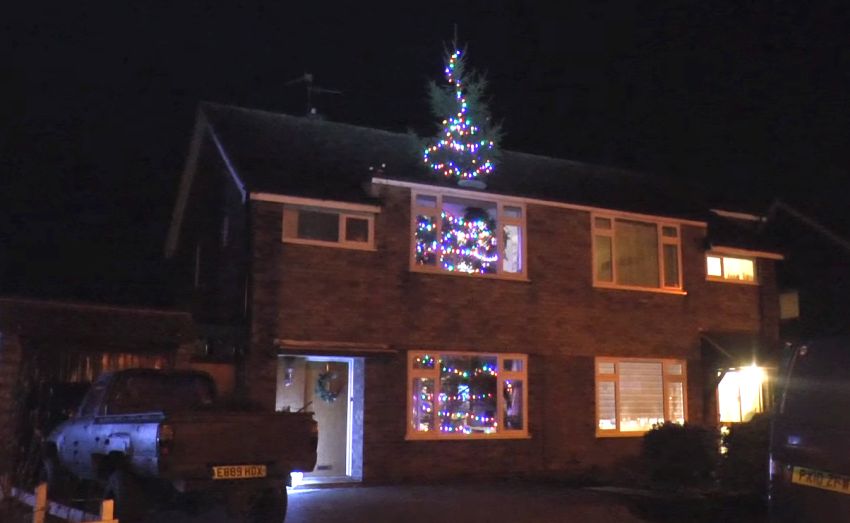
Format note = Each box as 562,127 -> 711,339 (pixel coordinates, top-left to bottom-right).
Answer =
423,44 -> 501,189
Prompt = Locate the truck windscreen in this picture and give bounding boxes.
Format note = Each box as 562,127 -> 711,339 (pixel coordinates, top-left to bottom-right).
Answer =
108,374 -> 215,414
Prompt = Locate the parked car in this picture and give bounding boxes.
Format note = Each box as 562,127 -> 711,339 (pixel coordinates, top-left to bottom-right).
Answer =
43,368 -> 318,522
769,338 -> 850,522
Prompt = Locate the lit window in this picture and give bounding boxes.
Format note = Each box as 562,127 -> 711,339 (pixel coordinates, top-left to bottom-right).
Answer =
412,192 -> 525,278
595,358 -> 687,436
705,254 -> 756,283
407,352 -> 528,439
593,215 -> 682,290
283,205 -> 374,250
718,366 -> 766,423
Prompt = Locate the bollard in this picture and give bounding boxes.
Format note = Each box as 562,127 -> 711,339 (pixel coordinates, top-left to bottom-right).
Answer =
100,498 -> 118,522
32,482 -> 47,523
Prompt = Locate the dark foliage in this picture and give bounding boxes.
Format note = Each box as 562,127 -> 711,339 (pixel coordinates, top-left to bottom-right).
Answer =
718,414 -> 771,496
642,422 -> 718,487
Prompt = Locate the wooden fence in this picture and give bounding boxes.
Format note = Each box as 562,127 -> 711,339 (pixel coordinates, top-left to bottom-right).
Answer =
11,483 -> 117,523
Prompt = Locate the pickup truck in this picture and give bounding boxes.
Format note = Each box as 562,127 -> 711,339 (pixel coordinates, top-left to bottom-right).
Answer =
43,368 -> 318,522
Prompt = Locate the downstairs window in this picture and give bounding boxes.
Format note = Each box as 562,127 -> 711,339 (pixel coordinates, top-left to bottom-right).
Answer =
407,351 -> 528,439
596,357 -> 687,436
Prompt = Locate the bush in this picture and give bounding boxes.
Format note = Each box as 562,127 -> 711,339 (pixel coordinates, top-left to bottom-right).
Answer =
642,422 -> 718,487
718,413 -> 771,496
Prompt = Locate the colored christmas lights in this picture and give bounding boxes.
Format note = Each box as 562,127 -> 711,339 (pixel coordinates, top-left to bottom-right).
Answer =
415,208 -> 498,274
412,355 -> 503,435
423,46 -> 500,184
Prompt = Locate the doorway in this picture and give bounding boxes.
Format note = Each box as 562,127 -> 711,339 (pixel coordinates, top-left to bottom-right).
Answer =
275,355 -> 364,484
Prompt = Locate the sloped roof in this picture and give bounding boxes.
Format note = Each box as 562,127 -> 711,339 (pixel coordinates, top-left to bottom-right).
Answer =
201,103 -> 708,221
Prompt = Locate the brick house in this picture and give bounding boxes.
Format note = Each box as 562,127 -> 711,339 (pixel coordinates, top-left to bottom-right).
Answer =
165,103 -> 782,484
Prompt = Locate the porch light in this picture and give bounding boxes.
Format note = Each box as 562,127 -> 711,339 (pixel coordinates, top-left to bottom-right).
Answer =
718,363 -> 768,423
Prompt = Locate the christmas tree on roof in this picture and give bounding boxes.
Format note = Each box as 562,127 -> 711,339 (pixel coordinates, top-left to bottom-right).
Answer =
423,44 -> 501,189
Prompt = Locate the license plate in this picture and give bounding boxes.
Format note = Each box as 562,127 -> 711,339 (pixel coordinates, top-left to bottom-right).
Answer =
792,466 -> 850,495
212,464 -> 267,480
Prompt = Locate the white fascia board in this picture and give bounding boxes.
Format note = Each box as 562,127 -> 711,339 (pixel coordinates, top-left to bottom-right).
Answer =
710,209 -> 766,222
709,245 -> 784,260
250,192 -> 382,213
371,177 -> 707,227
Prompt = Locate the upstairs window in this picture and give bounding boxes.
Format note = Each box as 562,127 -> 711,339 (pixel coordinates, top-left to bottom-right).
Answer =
283,205 -> 374,250
592,215 -> 682,291
706,254 -> 756,283
411,191 -> 525,279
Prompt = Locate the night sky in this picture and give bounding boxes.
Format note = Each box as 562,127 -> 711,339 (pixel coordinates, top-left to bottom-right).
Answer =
3,1 -> 850,304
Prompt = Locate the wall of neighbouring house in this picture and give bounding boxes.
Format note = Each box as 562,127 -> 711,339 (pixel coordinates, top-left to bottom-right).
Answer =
245,184 -> 779,482
0,332 -> 23,487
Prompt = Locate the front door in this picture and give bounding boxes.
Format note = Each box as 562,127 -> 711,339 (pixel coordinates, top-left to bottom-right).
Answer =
276,355 -> 358,483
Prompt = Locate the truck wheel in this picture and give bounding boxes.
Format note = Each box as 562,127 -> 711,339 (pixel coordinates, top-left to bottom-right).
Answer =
104,469 -> 145,522
40,458 -> 71,501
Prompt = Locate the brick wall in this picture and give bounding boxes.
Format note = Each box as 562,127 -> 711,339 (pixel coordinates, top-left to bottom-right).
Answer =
0,332 -> 23,480
247,185 -> 778,481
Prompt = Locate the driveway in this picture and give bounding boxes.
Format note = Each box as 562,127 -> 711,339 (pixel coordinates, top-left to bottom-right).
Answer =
2,482 -> 649,523
1,481 -> 769,522
285,482 -> 648,523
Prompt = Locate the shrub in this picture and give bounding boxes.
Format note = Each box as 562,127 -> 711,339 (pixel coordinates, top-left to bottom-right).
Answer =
642,422 -> 718,487
718,413 -> 771,496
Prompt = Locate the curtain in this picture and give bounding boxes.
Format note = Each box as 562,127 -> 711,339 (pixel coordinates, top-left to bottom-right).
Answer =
615,220 -> 659,287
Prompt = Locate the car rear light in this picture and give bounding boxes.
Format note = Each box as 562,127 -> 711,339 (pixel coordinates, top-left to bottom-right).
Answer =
157,424 -> 174,458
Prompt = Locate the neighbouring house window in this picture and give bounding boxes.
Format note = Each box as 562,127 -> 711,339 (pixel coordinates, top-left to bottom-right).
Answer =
282,205 -> 374,250
706,254 -> 756,283
596,357 -> 686,436
593,216 -> 682,291
408,351 -> 528,439
412,191 -> 525,278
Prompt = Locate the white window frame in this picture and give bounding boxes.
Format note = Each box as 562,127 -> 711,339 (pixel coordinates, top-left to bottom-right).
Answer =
591,213 -> 684,294
282,204 -> 376,251
595,357 -> 687,437
705,253 -> 758,284
406,351 -> 529,440
410,190 -> 528,280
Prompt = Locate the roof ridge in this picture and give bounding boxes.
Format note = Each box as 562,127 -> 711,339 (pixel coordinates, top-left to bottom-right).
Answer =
201,101 -> 413,141
199,102 -> 648,180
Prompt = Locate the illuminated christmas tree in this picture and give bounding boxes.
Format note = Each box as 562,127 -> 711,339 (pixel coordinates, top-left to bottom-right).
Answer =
423,45 -> 501,188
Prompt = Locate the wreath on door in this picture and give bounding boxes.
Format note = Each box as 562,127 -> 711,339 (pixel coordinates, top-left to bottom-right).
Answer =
315,369 -> 342,403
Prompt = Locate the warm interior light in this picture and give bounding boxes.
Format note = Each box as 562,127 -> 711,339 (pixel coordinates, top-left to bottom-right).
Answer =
718,365 -> 766,423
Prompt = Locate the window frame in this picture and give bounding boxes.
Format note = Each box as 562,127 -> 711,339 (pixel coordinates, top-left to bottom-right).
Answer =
705,253 -> 758,284
595,357 -> 688,438
410,190 -> 528,281
406,351 -> 530,440
591,213 -> 684,294
282,204 -> 376,251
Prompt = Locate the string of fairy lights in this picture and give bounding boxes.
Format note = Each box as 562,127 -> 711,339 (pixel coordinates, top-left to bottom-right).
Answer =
415,212 -> 498,274
423,48 -> 495,182
412,354 -> 502,434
